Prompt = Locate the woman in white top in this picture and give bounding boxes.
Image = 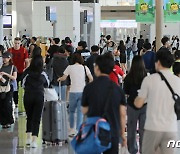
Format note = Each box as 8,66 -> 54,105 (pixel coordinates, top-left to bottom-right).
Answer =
58,53 -> 93,136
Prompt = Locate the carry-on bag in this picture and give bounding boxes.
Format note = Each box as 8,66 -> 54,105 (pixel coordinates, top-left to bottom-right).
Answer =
42,82 -> 68,144
18,82 -> 25,114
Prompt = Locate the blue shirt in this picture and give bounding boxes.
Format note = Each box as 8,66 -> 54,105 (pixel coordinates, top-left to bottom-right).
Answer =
143,51 -> 156,73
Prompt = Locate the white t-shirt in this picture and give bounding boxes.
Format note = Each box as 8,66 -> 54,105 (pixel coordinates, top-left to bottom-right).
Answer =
138,70 -> 180,132
64,64 -> 91,93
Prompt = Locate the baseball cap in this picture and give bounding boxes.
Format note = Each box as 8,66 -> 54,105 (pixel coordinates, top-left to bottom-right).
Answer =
2,51 -> 12,58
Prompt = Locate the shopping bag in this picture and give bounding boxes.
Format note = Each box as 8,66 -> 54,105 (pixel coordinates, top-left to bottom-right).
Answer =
44,88 -> 58,102
18,83 -> 25,113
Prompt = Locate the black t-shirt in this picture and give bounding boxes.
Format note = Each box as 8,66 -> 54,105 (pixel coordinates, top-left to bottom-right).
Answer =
82,76 -> 126,137
85,53 -> 98,79
124,75 -> 147,110
48,45 -> 60,58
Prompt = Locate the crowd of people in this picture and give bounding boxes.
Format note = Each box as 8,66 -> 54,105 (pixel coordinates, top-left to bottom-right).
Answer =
0,34 -> 179,154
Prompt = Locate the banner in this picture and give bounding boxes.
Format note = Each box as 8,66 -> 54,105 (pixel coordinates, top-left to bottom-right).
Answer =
164,0 -> 180,22
135,0 -> 155,23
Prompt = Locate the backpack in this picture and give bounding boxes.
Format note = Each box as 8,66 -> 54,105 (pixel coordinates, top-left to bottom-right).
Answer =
71,82 -> 113,154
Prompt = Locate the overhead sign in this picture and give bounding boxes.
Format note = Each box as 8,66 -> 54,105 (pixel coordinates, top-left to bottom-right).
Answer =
164,0 -> 180,22
135,0 -> 155,23
100,20 -> 137,28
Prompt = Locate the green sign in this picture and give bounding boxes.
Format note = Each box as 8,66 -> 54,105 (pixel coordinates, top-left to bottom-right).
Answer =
164,0 -> 180,22
135,0 -> 155,23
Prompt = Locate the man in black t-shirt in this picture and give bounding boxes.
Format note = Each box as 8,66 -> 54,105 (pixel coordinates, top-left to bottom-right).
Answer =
81,53 -> 127,154
137,35 -> 144,55
85,45 -> 99,79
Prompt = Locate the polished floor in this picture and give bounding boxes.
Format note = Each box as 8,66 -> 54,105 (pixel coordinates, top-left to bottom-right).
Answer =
0,114 -> 131,154
0,115 -> 75,154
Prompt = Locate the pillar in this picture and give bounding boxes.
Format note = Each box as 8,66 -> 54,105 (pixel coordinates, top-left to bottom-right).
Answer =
155,0 -> 164,50
0,15 -> 3,44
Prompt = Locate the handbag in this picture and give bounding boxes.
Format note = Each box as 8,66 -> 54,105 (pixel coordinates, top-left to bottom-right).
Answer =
0,66 -> 14,99
83,65 -> 89,85
71,82 -> 113,154
44,86 -> 58,102
158,72 -> 180,120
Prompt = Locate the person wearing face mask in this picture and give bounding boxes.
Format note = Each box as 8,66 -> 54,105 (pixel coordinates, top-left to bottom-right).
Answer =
0,45 -> 5,68
0,52 -> 17,129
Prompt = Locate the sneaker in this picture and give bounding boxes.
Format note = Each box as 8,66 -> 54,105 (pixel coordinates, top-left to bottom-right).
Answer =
68,129 -> 76,138
31,141 -> 38,148
26,138 -> 31,146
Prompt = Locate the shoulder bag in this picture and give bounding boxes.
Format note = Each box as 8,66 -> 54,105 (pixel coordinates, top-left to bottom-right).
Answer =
158,72 -> 180,120
0,65 -> 14,99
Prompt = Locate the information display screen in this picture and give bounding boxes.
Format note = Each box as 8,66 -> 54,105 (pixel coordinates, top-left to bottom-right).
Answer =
3,15 -> 12,28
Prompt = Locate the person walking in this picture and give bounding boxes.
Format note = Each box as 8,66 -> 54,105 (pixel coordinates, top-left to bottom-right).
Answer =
132,37 -> 138,56
142,43 -> 156,74
29,37 -> 37,58
85,45 -> 99,79
137,35 -> 144,55
118,40 -> 127,72
135,48 -> 180,154
81,53 -> 127,154
52,47 -> 69,101
98,35 -> 106,55
125,37 -> 132,61
58,53 -> 93,137
0,52 -> 17,128
22,55 -> 49,148
124,56 -> 147,154
8,37 -> 29,113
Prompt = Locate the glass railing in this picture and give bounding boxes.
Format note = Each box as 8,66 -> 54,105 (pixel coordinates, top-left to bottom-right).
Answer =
99,0 -> 135,6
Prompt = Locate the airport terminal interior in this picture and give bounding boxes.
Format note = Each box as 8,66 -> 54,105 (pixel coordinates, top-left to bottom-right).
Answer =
0,0 -> 180,154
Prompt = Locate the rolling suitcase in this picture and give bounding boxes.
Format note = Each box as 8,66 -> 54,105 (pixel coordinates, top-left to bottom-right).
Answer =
42,83 -> 68,144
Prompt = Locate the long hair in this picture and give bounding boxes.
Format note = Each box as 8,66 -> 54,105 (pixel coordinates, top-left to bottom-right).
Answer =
72,53 -> 84,65
133,37 -> 136,44
126,37 -> 130,44
32,46 -> 42,58
28,55 -> 43,74
127,56 -> 147,85
119,40 -> 126,51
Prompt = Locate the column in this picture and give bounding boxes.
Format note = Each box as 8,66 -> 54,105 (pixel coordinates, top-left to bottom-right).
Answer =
0,15 -> 3,44
155,0 -> 164,50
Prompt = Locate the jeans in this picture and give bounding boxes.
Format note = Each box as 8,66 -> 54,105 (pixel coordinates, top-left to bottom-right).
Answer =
53,85 -> 66,102
126,48 -> 132,61
69,92 -> 83,130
